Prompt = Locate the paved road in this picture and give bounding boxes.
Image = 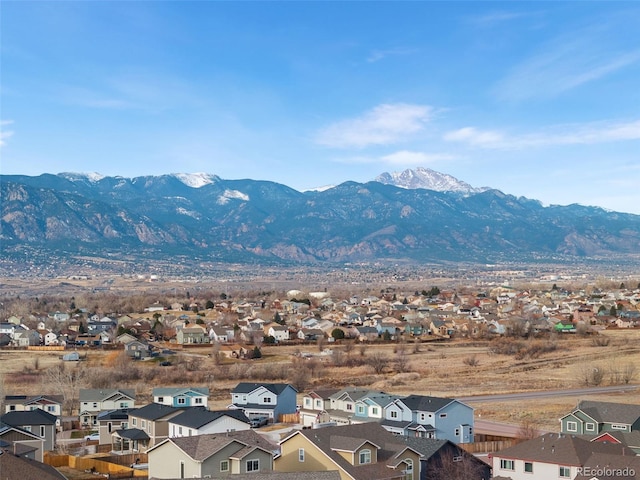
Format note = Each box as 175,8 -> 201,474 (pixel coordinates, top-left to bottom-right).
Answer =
458,384 -> 639,403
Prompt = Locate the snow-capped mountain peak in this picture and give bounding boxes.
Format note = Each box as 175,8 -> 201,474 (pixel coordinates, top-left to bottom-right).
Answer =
171,173 -> 219,188
60,172 -> 106,183
375,167 -> 488,194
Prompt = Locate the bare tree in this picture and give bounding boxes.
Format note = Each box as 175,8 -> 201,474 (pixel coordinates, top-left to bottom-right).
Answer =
622,363 -> 637,384
368,352 -> 389,375
395,348 -> 410,373
425,447 -> 490,480
211,341 -> 223,365
43,363 -> 88,415
517,418 -> 541,440
316,336 -> 326,352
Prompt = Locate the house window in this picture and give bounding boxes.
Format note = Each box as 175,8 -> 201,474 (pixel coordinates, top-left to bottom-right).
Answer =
108,422 -> 112,433
419,413 -> 426,421
346,404 -> 353,411
141,420 -> 146,429
9,406 -> 15,411
47,406 -> 55,412
455,428 -> 460,437
246,459 -> 259,472
559,466 -> 570,477
359,449 -> 371,465
132,418 -> 137,426
315,400 -> 322,408
177,397 -> 186,405
299,448 -> 305,462
566,421 -> 577,432
357,405 -> 365,415
23,426 -> 31,432
404,459 -> 413,480
179,426 -> 183,435
157,397 -> 164,403
439,413 -> 447,418
304,398 -> 312,408
453,456 -> 463,462
40,425 -> 46,437
371,407 -> 378,415
500,459 -> 514,471
220,460 -> 229,472
585,423 -> 595,432
390,411 -> 398,419
194,398 -> 203,405
611,424 -> 627,430
93,403 -> 98,409
524,462 -> 533,473
263,397 -> 272,403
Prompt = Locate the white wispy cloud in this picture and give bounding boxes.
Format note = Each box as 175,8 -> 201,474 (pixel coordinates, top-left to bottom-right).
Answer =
315,103 -> 433,148
469,11 -> 534,28
444,119 -> 640,149
0,120 -> 15,147
496,26 -> 640,101
330,150 -> 456,166
366,47 -> 418,63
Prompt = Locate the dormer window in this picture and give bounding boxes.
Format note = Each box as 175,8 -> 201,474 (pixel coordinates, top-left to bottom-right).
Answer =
359,449 -> 371,464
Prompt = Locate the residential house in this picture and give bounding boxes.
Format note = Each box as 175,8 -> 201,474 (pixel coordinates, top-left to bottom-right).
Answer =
0,422 -> 46,462
588,430 -> 640,455
299,388 -> 339,427
176,324 -> 209,344
4,395 -> 63,419
352,392 -> 399,425
492,432 -> 631,480
325,387 -> 380,425
560,400 -> 640,436
79,389 -> 136,426
124,339 -> 151,359
147,429 -> 277,479
229,383 -> 298,422
0,410 -> 57,452
153,387 -> 209,408
113,403 -> 187,453
275,422 -> 422,480
381,394 -> 474,443
97,409 -> 130,445
168,407 -> 251,437
209,326 -> 234,343
11,328 -> 40,347
268,325 -> 290,342
87,317 -> 116,334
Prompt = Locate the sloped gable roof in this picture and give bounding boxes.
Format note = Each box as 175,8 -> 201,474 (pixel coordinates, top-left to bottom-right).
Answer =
232,383 -> 297,395
1,409 -> 57,426
169,407 -> 250,429
577,400 -> 640,425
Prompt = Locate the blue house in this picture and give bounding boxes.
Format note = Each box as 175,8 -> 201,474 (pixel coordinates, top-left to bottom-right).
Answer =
229,383 -> 297,422
381,394 -> 474,443
152,387 -> 209,408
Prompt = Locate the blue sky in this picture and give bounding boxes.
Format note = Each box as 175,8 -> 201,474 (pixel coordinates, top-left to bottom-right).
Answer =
2,2 -> 639,213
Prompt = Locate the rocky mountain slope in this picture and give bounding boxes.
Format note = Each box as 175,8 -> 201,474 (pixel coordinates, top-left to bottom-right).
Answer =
2,171 -> 640,265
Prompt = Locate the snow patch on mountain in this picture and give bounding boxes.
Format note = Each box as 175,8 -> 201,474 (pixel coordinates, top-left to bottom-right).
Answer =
60,172 -> 106,183
172,173 -> 219,188
176,207 -> 200,219
375,167 -> 488,194
217,189 -> 250,204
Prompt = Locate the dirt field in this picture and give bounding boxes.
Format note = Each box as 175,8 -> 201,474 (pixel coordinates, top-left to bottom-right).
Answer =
1,329 -> 638,431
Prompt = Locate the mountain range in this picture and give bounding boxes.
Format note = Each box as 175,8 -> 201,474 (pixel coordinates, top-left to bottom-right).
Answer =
2,168 -> 640,266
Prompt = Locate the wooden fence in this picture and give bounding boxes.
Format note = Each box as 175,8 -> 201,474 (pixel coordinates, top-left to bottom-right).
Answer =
279,413 -> 300,424
460,439 -> 518,453
44,452 -> 147,478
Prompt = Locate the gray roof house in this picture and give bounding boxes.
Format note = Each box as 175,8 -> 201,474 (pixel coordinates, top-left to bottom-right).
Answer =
168,407 -> 251,437
560,400 -> 640,436
230,383 -> 298,422
1,409 -> 57,452
147,429 -> 277,479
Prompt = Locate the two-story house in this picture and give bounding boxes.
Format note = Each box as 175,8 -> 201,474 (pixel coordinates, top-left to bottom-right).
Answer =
168,407 -> 251,437
176,325 -> 208,344
560,400 -> 640,436
97,409 -> 130,446
79,389 -> 136,427
153,387 -> 209,408
147,430 -> 277,479
1,410 -> 57,452
0,422 -> 46,462
299,388 -> 339,427
276,422 -> 422,480
492,432 -> 631,480
4,395 -> 63,419
381,394 -> 474,443
267,325 -> 290,342
114,403 -> 187,452
229,383 -> 297,422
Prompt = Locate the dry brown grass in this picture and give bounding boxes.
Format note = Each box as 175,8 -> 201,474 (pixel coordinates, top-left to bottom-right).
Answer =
2,329 -> 639,428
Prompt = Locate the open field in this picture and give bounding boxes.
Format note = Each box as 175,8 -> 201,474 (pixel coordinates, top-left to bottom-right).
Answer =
1,329 -> 639,431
